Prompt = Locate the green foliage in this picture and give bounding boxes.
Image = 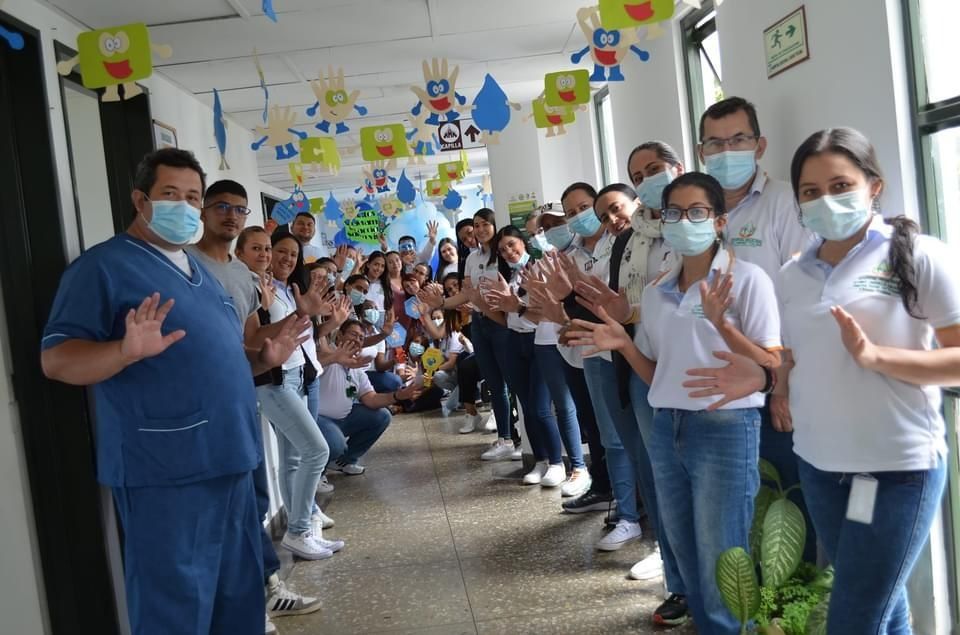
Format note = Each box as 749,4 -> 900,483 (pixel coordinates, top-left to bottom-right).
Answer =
761,499 -> 806,588
805,593 -> 830,635
751,486 -> 778,564
759,458 -> 782,492
716,547 -> 761,624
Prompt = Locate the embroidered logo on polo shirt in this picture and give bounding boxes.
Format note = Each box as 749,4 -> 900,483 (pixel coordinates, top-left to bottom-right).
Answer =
691,304 -> 706,318
731,222 -> 762,248
852,260 -> 901,297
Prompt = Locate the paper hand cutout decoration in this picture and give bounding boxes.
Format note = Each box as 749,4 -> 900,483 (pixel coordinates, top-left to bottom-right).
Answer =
405,110 -> 440,165
570,6 -> 650,82
362,161 -> 398,194
56,23 -> 172,101
410,58 -> 467,125
470,73 -> 521,145
252,105 -> 308,160
213,89 -> 229,170
306,66 -> 368,135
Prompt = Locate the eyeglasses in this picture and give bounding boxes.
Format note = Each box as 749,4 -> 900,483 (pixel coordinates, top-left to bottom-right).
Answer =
700,134 -> 758,154
204,202 -> 252,216
398,242 -> 416,252
662,206 -> 714,223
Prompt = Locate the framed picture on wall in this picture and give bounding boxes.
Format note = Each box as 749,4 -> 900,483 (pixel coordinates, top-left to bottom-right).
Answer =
152,119 -> 178,149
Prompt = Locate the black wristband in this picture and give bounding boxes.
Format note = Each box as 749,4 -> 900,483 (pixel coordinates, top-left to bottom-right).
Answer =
760,366 -> 776,394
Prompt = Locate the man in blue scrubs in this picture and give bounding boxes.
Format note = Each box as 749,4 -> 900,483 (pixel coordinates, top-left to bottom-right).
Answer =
40,149 -> 308,635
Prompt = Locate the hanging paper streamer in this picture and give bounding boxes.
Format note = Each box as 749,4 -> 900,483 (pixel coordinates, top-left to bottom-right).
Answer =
571,6 -> 650,82
306,66 -> 368,135
470,73 -> 520,144
406,109 -> 440,164
300,137 -> 341,175
544,69 -> 591,107
410,58 -> 467,125
271,185 -> 309,224
396,170 -> 417,208
253,48 -> 269,123
212,88 -> 230,170
442,188 -> 463,212
263,0 -> 278,22
598,0 -> 674,29
363,161 -> 398,193
252,105 -> 308,160
344,201 -> 384,246
56,23 -> 172,102
360,124 -> 409,161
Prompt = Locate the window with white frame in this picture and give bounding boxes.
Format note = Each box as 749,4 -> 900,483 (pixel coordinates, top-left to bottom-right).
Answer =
594,85 -> 619,185
681,3 -> 723,166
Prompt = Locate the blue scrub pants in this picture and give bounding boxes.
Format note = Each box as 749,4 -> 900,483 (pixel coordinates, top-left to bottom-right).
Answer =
112,471 -> 264,635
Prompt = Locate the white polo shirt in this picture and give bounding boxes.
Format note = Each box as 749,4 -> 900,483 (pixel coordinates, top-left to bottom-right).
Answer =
535,321 -> 561,346
725,172 -> 814,285
557,234 -> 616,367
267,282 -> 305,371
316,364 -> 374,420
366,279 -> 386,310
361,338 -> 385,372
635,246 -> 781,410
779,216 -> 960,473
464,247 -> 500,289
506,277 -> 536,333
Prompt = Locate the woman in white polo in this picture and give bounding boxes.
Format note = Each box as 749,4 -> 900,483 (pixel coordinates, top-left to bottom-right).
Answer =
773,127 -> 960,633
567,171 -> 782,635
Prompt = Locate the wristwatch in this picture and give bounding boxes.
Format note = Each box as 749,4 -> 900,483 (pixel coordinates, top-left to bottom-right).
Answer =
760,366 -> 778,394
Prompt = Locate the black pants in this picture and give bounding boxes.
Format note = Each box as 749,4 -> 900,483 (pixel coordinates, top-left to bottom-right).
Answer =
562,362 -> 610,495
456,352 -> 482,403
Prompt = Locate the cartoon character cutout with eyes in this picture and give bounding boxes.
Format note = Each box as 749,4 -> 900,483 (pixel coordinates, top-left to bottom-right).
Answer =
570,6 -> 650,82
410,58 -> 467,125
251,105 -> 308,160
306,66 -> 368,135
362,161 -> 398,194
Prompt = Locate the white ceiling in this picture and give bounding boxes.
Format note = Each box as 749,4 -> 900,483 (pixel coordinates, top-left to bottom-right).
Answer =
46,0 -> 604,197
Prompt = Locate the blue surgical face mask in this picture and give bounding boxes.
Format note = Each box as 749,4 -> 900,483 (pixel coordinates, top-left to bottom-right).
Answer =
568,208 -> 602,236
635,167 -> 676,209
144,198 -> 200,245
662,220 -> 719,256
349,289 -> 366,305
529,232 -> 553,253
800,189 -> 872,241
326,272 -> 337,287
363,308 -> 381,325
704,150 -> 757,190
409,342 -> 425,357
432,317 -> 444,328
342,257 -> 356,276
508,251 -> 530,270
545,224 -> 574,250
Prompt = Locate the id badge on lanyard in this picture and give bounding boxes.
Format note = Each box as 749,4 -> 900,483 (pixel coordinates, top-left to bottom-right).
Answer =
846,473 -> 878,525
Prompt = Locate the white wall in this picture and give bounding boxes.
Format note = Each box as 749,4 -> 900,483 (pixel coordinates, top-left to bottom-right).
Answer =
486,118 -> 544,228
538,106 -> 600,202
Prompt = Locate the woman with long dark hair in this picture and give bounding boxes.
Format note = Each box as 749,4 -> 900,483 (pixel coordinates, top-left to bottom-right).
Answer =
361,250 -> 393,311
436,237 -> 459,281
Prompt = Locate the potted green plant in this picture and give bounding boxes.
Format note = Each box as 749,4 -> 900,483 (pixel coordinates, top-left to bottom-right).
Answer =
716,460 -> 832,635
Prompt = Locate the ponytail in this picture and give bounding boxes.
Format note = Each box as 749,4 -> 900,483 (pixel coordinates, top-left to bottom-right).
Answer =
886,215 -> 924,319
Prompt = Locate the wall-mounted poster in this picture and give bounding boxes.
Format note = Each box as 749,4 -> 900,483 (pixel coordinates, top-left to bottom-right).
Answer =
764,6 -> 810,79
153,119 -> 177,149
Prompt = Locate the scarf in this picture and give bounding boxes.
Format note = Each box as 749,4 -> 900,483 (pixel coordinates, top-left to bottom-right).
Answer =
620,207 -> 664,305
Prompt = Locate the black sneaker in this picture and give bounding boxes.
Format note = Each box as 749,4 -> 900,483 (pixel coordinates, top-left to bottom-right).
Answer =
562,489 -> 613,514
653,594 -> 689,626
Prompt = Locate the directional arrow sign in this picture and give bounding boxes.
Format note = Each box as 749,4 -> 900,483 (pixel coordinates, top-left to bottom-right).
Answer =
463,124 -> 481,143
785,24 -> 796,37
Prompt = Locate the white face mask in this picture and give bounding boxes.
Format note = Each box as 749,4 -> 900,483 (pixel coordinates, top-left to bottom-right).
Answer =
800,189 -> 873,241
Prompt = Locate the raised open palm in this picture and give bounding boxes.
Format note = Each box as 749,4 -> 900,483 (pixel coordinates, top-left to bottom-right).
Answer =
120,293 -> 186,364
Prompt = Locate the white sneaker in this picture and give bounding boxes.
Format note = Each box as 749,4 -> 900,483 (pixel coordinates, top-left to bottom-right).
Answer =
311,509 -> 335,529
281,530 -> 334,560
266,573 -> 322,617
480,438 -> 515,461
629,545 -> 664,580
482,414 -> 497,433
459,413 -> 480,434
510,445 -> 523,461
596,520 -> 643,551
317,535 -> 345,553
331,460 -> 365,475
265,614 -> 277,634
540,464 -> 567,488
560,468 -> 592,497
522,461 -> 548,485
316,474 -> 334,495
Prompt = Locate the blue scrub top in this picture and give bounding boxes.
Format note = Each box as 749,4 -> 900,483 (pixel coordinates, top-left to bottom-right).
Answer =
42,235 -> 261,487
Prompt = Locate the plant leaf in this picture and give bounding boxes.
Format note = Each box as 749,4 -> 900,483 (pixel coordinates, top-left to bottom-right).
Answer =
759,458 -> 782,492
716,547 -> 760,626
751,485 -> 778,564
761,498 -> 806,587
811,566 -> 834,592
805,593 -> 830,635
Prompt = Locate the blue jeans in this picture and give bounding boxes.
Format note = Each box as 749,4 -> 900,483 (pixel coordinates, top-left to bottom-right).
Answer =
257,367 -> 330,535
563,361 -> 609,494
534,344 -> 585,469
629,374 -> 685,597
582,356 -> 638,522
504,331 -> 562,463
471,314 -> 513,440
798,456 -> 947,635
316,403 -> 391,465
366,370 -> 403,393
648,407 -> 760,635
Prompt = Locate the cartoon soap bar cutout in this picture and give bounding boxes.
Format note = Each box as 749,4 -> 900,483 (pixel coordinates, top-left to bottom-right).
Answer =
306,66 -> 368,135
425,179 -> 445,198
438,160 -> 465,183
360,124 -> 409,161
57,23 -> 172,101
410,58 -> 467,125
571,6 -> 650,82
470,73 -> 521,145
527,96 -> 576,138
544,70 -> 591,107
300,137 -> 342,175
252,105 -> 308,160
598,0 -> 674,30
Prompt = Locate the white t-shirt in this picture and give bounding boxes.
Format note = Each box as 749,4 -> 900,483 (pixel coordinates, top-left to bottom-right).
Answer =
367,279 -> 386,310
315,364 -> 374,420
361,339 -> 386,372
266,281 -> 306,370
725,172 -> 815,285
779,216 -> 959,472
441,331 -> 465,357
505,277 -> 536,333
535,321 -> 561,346
464,247 -> 499,289
154,244 -> 192,275
635,246 -> 781,410
439,261 -> 458,281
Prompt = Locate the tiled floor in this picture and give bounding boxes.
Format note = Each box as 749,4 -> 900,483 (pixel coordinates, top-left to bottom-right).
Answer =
272,410 -> 698,634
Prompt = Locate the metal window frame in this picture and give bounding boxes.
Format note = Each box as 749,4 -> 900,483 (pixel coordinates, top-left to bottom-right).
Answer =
680,2 -> 719,168
594,85 -> 614,184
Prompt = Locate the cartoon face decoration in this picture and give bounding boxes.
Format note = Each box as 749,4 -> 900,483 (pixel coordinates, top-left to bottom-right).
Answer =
360,124 -> 409,161
76,23 -> 152,88
426,179 -> 445,197
598,0 -> 675,30
544,70 -> 591,107
438,160 -> 465,182
341,198 -> 359,221
325,88 -> 350,118
380,196 -> 402,219
532,98 -> 576,129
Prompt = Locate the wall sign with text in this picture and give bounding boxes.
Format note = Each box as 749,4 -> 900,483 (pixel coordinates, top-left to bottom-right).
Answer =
764,6 -> 810,79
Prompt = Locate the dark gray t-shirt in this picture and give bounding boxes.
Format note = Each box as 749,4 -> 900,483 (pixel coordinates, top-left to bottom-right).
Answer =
186,246 -> 259,324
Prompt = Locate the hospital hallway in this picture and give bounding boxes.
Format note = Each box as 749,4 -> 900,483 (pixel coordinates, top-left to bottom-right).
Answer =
271,409 -> 697,635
